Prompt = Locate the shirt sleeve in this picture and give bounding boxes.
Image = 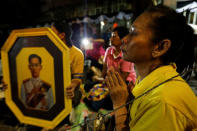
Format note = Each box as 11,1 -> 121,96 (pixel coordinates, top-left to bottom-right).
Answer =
71,50 -> 84,82
103,47 -> 110,64
130,100 -> 189,131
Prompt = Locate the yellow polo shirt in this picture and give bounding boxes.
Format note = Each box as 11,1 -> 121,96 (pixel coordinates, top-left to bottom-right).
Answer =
130,64 -> 197,131
69,45 -> 84,83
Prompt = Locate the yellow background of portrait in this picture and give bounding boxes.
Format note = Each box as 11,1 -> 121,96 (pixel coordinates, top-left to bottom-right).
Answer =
16,47 -> 55,102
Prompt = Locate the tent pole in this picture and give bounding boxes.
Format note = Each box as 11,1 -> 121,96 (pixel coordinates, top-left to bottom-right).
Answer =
193,12 -> 197,25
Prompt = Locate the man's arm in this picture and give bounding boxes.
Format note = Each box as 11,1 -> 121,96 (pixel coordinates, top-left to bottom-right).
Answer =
66,48 -> 84,99
21,84 -> 26,104
66,79 -> 81,98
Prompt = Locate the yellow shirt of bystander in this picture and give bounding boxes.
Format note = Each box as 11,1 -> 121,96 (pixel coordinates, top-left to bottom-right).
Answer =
130,64 -> 197,131
69,45 -> 84,84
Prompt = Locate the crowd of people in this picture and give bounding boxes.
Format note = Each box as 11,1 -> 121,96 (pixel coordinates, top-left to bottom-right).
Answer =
0,4 -> 197,131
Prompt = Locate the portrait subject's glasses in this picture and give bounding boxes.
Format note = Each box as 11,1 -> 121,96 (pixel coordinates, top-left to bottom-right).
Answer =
29,64 -> 41,68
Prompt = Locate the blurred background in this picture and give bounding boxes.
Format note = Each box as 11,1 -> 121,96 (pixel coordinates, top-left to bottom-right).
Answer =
0,0 -> 197,130
0,0 -> 196,48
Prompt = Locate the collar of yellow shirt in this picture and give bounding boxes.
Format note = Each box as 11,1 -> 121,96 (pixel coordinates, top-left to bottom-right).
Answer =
132,64 -> 180,97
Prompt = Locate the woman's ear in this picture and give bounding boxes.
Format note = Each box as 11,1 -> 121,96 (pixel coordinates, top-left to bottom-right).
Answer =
152,39 -> 171,58
58,32 -> 66,40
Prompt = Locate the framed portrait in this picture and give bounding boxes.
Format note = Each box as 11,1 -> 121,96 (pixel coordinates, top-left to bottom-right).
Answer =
1,27 -> 72,129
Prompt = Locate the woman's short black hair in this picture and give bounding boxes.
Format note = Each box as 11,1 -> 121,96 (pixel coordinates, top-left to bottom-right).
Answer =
145,5 -> 195,78
113,26 -> 129,39
52,20 -> 73,48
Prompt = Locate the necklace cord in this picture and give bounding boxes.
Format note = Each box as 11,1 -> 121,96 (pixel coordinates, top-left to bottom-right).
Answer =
66,74 -> 180,130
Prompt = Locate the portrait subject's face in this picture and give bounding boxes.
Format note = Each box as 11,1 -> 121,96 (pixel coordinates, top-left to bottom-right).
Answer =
29,57 -> 42,78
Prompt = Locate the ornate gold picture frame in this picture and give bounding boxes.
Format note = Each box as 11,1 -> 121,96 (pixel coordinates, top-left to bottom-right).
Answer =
1,27 -> 72,129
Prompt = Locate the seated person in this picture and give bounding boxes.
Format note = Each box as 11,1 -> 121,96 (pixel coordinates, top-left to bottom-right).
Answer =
96,26 -> 136,86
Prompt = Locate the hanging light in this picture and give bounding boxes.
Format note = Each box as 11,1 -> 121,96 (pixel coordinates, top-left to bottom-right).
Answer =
81,38 -> 90,46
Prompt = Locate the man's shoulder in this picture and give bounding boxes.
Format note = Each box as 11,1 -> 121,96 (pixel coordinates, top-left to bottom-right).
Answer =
70,46 -> 84,61
23,78 -> 31,84
70,46 -> 83,55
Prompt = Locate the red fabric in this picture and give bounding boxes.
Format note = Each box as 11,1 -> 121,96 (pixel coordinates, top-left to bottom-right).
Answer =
86,41 -> 105,61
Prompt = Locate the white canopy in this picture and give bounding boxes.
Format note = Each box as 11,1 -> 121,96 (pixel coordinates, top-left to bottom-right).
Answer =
176,1 -> 197,12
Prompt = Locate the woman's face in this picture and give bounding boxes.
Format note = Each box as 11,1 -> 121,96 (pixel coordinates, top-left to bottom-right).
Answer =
121,12 -> 155,63
110,31 -> 122,46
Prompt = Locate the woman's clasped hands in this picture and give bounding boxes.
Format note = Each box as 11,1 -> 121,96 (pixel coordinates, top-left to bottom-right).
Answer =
105,67 -> 129,108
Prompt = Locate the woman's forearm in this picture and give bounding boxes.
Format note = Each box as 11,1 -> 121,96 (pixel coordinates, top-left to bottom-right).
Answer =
113,105 -> 129,131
